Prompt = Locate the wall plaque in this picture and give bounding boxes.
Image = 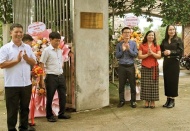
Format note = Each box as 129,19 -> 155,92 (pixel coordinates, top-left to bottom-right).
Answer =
80,12 -> 103,29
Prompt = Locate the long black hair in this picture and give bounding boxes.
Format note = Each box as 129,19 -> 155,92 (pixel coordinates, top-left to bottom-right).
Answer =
142,30 -> 157,46
164,25 -> 178,41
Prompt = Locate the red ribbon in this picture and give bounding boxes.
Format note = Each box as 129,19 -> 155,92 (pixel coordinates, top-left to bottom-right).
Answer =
153,66 -> 157,80
30,77 -> 40,126
30,86 -> 36,126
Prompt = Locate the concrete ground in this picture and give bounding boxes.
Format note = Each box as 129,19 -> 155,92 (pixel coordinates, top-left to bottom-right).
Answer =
0,63 -> 190,131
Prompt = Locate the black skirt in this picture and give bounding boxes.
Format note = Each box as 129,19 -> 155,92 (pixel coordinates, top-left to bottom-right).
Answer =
163,57 -> 180,97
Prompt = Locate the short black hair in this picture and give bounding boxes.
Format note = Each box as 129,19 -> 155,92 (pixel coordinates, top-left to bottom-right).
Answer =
121,27 -> 131,33
10,23 -> 23,31
49,32 -> 61,39
22,34 -> 33,42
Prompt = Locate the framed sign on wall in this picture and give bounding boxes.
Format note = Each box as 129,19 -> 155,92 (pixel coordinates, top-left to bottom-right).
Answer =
80,12 -> 103,29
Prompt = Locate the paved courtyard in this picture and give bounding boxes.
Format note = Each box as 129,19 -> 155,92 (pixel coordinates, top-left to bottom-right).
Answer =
0,64 -> 190,131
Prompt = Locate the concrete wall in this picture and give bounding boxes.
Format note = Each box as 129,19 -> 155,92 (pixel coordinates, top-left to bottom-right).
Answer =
73,0 -> 109,111
2,24 -> 10,45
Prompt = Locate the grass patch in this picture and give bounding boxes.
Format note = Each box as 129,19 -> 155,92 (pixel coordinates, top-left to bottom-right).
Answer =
109,81 -> 119,105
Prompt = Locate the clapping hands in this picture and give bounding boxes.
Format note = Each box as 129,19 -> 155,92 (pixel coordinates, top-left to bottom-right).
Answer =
17,50 -> 29,62
122,42 -> 130,51
23,50 -> 29,61
147,46 -> 153,56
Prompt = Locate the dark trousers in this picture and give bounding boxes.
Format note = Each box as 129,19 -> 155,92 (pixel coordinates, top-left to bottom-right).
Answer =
118,64 -> 136,102
5,85 -> 32,131
45,74 -> 66,118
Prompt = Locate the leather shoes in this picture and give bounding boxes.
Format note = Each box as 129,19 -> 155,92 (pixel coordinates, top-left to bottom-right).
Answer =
167,98 -> 175,108
47,116 -> 57,122
58,114 -> 71,119
131,102 -> 136,108
117,102 -> 125,108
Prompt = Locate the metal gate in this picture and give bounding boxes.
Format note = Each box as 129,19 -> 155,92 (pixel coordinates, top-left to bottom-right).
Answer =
35,0 -> 73,43
13,0 -> 75,109
35,0 -> 75,109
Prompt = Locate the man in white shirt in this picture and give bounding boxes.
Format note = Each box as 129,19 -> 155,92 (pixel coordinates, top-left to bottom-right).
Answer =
0,23 -> 36,131
40,32 -> 71,122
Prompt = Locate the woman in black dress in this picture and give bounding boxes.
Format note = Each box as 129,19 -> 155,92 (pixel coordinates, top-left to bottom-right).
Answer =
160,25 -> 184,108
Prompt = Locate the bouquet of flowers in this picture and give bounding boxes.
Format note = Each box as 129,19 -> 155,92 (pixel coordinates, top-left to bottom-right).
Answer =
135,67 -> 141,86
31,65 -> 44,77
36,86 -> 46,96
32,37 -> 49,63
30,64 -> 46,125
31,65 -> 46,96
130,31 -> 143,49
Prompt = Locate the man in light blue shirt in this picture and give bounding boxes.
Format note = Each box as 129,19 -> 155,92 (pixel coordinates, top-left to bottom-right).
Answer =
115,27 -> 138,108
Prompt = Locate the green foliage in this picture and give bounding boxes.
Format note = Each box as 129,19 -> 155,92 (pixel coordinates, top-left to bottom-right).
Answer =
109,0 -> 130,17
130,0 -> 157,19
0,0 -> 13,24
142,24 -> 153,34
154,26 -> 166,45
0,0 -> 12,47
160,0 -> 190,26
109,24 -> 120,69
109,0 -> 190,26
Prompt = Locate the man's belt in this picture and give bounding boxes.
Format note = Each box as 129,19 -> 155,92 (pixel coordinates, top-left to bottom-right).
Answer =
164,56 -> 179,59
47,73 -> 63,77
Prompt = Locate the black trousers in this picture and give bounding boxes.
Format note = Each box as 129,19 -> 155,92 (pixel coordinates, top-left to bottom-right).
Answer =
118,64 -> 136,102
5,85 -> 32,131
45,74 -> 67,118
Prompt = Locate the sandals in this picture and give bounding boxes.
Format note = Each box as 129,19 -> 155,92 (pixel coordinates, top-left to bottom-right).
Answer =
144,101 -> 155,109
150,101 -> 155,109
150,106 -> 155,109
144,101 -> 150,108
